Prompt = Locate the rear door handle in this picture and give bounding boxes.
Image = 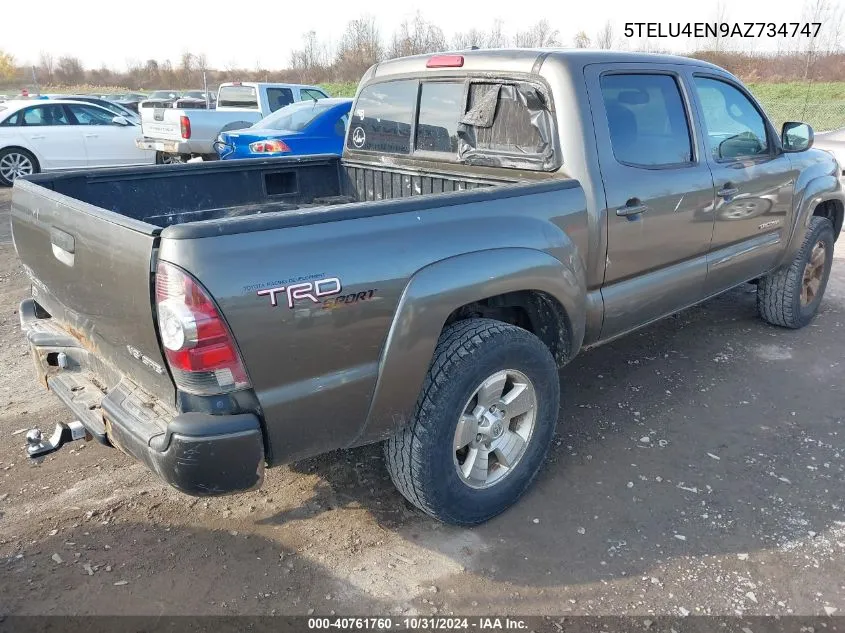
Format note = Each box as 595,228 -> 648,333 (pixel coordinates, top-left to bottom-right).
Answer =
718,185 -> 739,198
616,200 -> 650,216
83,134 -> 99,138
29,135 -> 45,140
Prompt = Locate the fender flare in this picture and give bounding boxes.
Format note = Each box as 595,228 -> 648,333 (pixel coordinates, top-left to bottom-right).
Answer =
350,247 -> 586,447
779,170 -> 845,267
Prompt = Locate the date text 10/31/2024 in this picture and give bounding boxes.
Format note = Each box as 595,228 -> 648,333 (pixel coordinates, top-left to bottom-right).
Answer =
307,617 -> 529,630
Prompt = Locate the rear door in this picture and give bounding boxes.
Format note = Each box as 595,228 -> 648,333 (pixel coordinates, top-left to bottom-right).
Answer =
688,74 -> 797,294
66,103 -> 154,166
18,104 -> 87,169
585,64 -> 717,340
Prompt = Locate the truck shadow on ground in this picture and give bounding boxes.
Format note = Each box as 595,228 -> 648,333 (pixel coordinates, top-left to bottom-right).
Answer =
0,521 -> 396,617
266,282 -> 845,592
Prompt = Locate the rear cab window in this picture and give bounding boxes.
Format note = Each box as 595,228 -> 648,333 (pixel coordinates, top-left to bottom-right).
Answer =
218,85 -> 258,108
347,76 -> 558,171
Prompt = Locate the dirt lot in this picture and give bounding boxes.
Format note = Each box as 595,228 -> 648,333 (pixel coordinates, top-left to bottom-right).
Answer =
1,185 -> 844,618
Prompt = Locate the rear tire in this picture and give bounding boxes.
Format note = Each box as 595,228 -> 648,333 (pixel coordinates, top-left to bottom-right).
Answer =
384,318 -> 560,525
757,216 -> 834,328
0,147 -> 39,186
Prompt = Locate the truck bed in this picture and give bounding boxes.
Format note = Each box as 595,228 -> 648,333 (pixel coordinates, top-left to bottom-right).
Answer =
26,155 -> 520,231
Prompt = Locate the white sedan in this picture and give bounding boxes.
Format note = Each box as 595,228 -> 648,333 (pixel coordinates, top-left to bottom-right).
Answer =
814,127 -> 845,179
0,99 -> 155,186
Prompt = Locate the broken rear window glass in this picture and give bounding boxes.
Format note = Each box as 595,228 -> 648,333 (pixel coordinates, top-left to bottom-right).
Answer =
347,80 -> 416,154
458,82 -> 556,170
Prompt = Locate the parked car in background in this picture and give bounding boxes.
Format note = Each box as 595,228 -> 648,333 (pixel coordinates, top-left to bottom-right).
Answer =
139,90 -> 181,110
102,93 -> 148,113
137,82 -> 330,162
815,127 -> 845,177
216,98 -> 351,159
0,99 -> 154,185
47,95 -> 141,124
180,90 -> 216,108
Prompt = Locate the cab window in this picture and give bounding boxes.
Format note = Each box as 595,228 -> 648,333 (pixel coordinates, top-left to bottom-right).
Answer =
347,80 -> 416,154
693,76 -> 769,161
600,73 -> 693,167
266,88 -> 294,112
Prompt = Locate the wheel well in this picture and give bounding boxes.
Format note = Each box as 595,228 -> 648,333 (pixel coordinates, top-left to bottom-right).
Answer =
443,290 -> 572,366
814,199 -> 844,240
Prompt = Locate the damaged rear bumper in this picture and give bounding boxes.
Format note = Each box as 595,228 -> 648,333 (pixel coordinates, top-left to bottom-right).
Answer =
20,298 -> 265,496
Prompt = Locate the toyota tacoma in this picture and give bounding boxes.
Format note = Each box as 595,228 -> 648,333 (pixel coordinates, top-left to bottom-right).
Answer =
11,49 -> 844,525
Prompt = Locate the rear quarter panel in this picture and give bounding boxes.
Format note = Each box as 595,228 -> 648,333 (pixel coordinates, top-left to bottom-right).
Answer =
158,182 -> 588,464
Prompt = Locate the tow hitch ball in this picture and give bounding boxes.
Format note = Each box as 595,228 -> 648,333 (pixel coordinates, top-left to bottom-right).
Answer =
25,421 -> 88,458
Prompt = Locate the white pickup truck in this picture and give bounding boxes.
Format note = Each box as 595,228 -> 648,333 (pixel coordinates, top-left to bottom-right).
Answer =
136,82 -> 329,162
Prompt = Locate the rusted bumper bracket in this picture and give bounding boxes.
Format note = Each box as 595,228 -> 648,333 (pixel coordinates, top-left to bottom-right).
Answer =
20,298 -> 266,497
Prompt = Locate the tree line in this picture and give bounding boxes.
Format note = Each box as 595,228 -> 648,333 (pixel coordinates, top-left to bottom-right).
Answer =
0,10 -> 843,90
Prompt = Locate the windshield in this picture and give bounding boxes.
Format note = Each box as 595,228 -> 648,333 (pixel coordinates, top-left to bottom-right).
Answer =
218,85 -> 257,108
253,101 -> 333,131
149,91 -> 177,100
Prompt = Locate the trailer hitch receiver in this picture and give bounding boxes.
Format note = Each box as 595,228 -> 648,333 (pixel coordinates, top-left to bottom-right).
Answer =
26,421 -> 88,458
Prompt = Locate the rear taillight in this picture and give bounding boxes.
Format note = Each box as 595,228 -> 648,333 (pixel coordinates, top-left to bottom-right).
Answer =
248,139 -> 291,153
155,261 -> 250,395
180,115 -> 191,139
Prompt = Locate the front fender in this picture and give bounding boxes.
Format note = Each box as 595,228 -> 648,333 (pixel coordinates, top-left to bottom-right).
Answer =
779,159 -> 845,267
351,247 -> 586,447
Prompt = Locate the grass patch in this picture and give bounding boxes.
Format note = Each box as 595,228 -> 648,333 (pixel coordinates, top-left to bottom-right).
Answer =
319,82 -> 358,98
748,82 -> 845,131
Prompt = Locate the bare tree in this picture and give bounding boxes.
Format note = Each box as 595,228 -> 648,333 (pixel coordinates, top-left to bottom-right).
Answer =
54,55 -> 84,85
334,15 -> 383,80
452,28 -> 486,49
595,21 -> 615,49
574,31 -> 591,49
487,19 -> 508,48
141,59 -> 160,87
706,2 -> 729,53
514,20 -> 560,47
38,51 -> 54,83
388,12 -> 447,58
179,51 -> 196,86
290,31 -> 329,82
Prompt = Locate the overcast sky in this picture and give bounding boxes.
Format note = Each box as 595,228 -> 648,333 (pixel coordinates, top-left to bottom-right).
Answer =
3,0 -> 837,70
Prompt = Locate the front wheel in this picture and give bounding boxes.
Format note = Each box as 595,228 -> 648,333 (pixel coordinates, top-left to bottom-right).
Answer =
384,318 -> 560,525
0,148 -> 39,186
757,216 -> 834,328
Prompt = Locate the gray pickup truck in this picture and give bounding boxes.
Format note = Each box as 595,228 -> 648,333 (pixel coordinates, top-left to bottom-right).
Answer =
11,50 -> 844,525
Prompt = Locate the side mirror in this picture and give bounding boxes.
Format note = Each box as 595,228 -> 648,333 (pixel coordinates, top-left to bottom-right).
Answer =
111,115 -> 130,126
782,121 -> 814,152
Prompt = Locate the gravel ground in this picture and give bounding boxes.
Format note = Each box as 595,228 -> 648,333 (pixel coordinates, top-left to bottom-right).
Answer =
0,185 -> 843,617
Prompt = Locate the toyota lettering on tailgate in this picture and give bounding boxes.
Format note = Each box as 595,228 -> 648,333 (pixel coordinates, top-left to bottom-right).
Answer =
257,277 -> 341,308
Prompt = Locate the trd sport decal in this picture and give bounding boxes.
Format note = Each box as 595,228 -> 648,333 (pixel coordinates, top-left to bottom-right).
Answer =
257,277 -> 342,308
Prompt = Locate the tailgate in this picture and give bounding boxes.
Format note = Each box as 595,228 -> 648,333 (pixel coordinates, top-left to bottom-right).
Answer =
141,108 -> 184,141
11,179 -> 174,403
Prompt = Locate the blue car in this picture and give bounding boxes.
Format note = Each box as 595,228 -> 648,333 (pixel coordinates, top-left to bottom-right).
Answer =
215,98 -> 352,159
